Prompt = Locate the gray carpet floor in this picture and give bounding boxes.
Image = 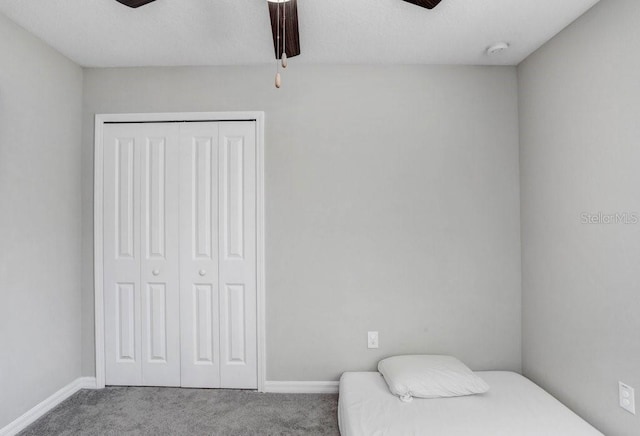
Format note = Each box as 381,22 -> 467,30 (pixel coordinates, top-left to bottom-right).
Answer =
19,387 -> 339,436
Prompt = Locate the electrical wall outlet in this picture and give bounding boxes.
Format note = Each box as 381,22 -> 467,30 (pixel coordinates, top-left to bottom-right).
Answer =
367,331 -> 379,349
619,382 -> 636,415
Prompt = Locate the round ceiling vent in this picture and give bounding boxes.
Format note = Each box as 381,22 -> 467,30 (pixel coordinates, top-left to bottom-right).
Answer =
487,42 -> 510,56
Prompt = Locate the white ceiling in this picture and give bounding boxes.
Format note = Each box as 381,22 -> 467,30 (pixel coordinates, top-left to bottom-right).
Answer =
0,0 -> 599,67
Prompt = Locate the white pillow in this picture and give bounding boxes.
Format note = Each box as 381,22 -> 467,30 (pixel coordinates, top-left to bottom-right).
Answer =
378,355 -> 490,402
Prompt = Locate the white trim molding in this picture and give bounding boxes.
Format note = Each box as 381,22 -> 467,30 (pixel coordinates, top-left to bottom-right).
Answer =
94,112 -> 267,392
0,377 -> 97,436
264,381 -> 339,394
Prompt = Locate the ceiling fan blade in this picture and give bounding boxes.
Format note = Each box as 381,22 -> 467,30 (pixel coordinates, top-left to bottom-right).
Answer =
268,0 -> 301,59
402,0 -> 443,9
115,0 -> 157,8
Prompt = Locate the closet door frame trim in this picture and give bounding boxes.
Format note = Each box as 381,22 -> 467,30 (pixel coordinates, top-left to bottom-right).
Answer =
94,112 -> 266,391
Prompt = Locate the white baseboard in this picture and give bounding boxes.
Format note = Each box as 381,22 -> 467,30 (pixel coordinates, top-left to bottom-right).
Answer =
0,377 -> 97,436
264,381 -> 339,394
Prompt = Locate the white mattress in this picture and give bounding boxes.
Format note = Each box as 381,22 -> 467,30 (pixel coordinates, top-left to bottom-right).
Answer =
338,371 -> 602,436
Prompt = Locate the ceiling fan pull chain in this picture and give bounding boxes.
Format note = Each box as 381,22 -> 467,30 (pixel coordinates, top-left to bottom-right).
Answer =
282,1 -> 288,68
275,0 -> 282,88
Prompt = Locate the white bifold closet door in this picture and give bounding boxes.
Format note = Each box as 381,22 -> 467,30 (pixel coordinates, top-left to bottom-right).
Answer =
103,121 -> 257,389
179,122 -> 257,389
103,123 -> 181,387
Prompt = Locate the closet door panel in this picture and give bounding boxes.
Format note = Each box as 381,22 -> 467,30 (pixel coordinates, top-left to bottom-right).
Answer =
179,122 -> 221,388
140,125 -> 181,386
104,123 -> 181,387
218,122 -> 257,389
104,125 -> 143,385
104,120 -> 258,389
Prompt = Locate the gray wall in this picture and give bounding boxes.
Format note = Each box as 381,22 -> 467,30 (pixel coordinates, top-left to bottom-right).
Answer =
519,1 -> 640,435
0,14 -> 83,428
82,65 -> 522,380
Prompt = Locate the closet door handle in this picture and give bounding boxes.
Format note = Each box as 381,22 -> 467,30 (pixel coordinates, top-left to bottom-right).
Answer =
152,269 -> 160,276
199,269 -> 207,276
